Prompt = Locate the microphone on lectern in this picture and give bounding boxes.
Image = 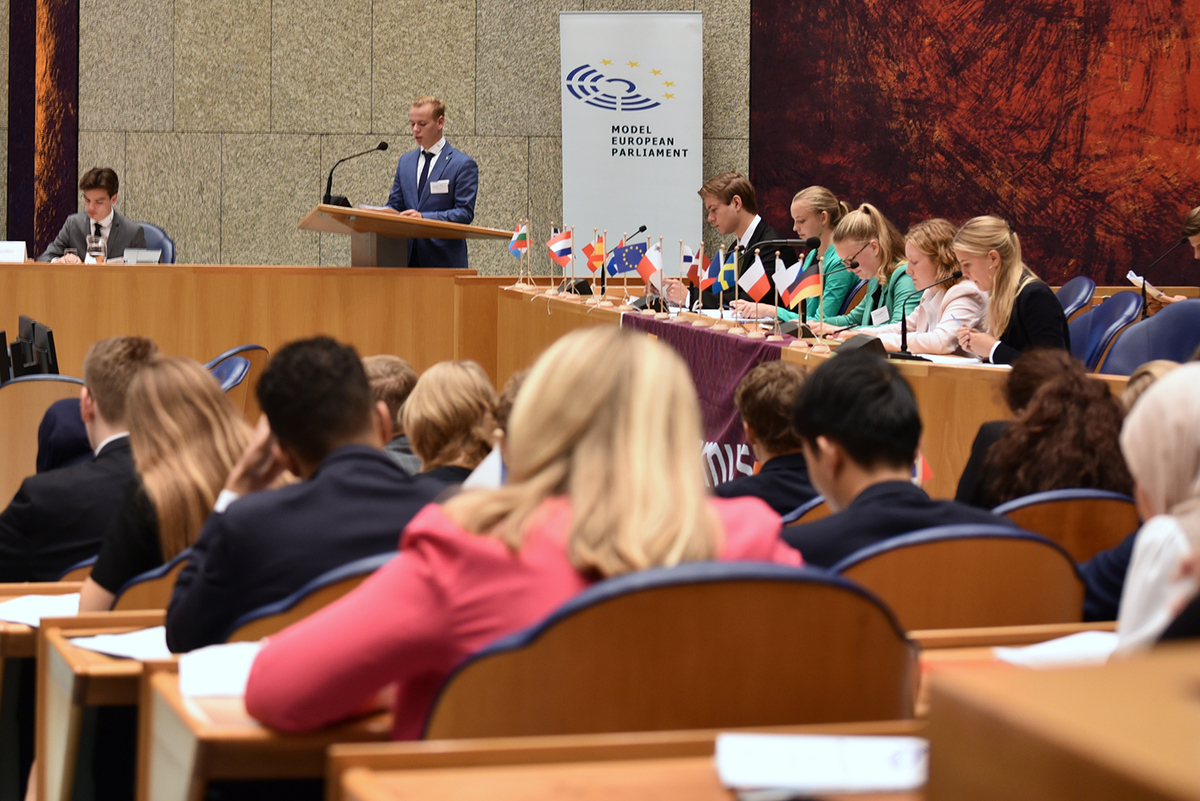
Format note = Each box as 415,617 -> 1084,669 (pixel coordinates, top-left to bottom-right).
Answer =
323,142 -> 389,207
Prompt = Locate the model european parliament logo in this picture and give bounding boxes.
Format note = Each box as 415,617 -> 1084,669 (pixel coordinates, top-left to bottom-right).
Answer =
565,60 -> 678,111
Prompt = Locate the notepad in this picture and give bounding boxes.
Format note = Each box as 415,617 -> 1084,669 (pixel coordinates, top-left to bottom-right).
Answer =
0,594 -> 80,627
993,631 -> 1119,668
1126,271 -> 1163,299
69,626 -> 171,661
715,733 -> 927,794
179,641 -> 264,697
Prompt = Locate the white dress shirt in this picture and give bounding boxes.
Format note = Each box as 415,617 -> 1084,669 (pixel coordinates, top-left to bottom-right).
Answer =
414,137 -> 448,186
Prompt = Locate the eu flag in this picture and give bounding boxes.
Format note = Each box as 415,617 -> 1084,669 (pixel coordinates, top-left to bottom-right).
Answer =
608,241 -> 648,276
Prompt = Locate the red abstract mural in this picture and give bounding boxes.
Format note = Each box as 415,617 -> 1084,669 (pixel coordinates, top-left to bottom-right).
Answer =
750,0 -> 1200,285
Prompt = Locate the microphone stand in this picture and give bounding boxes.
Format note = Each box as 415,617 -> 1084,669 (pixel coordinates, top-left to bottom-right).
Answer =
1137,238 -> 1188,320
890,271 -> 963,362
600,223 -> 646,296
324,142 -> 389,207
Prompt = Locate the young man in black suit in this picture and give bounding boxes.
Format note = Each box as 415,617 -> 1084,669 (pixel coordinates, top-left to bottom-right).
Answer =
165,337 -> 442,653
782,350 -> 1010,567
715,361 -> 816,516
0,336 -> 158,581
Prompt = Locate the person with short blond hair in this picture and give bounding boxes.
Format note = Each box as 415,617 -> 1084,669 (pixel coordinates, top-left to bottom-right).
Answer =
715,361 -> 816,515
363,354 -> 421,474
385,95 -> 478,267
0,336 -> 158,581
403,360 -> 497,486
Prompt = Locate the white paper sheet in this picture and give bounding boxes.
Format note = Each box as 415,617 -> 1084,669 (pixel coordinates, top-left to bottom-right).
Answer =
992,631 -> 1119,668
0,594 -> 80,627
918,353 -> 1012,369
179,641 -> 264,697
69,626 -> 171,661
715,734 -> 927,793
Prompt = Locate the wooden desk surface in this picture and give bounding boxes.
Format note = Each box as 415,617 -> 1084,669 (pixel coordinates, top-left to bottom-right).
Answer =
927,640 -> 1200,801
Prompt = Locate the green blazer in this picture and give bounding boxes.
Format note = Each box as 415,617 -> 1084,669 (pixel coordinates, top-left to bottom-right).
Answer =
783,263 -> 918,328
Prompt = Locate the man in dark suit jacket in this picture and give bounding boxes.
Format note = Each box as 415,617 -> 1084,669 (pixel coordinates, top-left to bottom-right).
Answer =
715,360 -> 816,516
680,172 -> 796,309
0,336 -> 158,581
385,95 -> 479,268
37,167 -> 147,262
782,350 -> 1011,567
165,337 -> 442,653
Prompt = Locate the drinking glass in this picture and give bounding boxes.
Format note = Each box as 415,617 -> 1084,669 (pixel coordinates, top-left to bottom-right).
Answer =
86,235 -> 106,263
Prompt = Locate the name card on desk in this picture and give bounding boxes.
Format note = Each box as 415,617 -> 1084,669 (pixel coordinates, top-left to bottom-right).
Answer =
124,248 -> 163,265
0,242 -> 28,263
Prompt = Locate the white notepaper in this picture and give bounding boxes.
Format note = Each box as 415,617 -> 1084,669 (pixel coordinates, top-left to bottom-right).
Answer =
0,594 -> 80,627
179,641 -> 264,697
715,733 -> 928,793
993,631 -> 1119,668
69,626 -> 171,661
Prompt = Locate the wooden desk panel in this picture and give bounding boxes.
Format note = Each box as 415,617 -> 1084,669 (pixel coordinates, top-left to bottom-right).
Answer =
454,277 -> 555,385
0,263 -> 472,377
496,290 -> 622,386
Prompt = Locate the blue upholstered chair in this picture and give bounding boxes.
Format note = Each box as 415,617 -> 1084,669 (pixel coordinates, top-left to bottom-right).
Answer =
111,548 -> 191,611
422,561 -> 915,739
224,552 -> 396,642
209,356 -> 251,392
57,555 -> 98,581
781,495 -> 830,525
136,222 -> 176,264
839,279 -> 869,315
1099,299 -> 1200,375
1066,290 -> 1143,371
1054,275 -> 1096,321
204,344 -> 269,418
992,489 -> 1140,562
830,524 -> 1084,630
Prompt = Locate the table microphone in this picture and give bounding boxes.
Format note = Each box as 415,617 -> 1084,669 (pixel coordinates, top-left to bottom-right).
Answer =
890,271 -> 963,362
1136,237 -> 1188,320
754,237 -> 821,252
323,142 -> 389,207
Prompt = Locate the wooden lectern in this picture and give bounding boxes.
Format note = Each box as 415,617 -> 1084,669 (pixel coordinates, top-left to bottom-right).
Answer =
298,204 -> 512,267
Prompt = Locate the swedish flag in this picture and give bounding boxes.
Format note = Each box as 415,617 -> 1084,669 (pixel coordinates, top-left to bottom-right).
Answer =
715,250 -> 738,293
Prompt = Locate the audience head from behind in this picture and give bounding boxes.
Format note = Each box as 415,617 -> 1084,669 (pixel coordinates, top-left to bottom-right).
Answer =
735,361 -> 808,464
831,203 -> 906,286
444,326 -> 722,577
362,354 -> 418,440
402,361 -> 497,480
256,336 -> 391,479
492,368 -> 528,458
953,215 -> 1037,337
905,218 -> 962,291
1122,360 -> 1179,412
790,350 -> 920,513
1120,363 -> 1200,526
980,350 -> 1133,508
126,357 -> 252,558
80,335 -> 160,449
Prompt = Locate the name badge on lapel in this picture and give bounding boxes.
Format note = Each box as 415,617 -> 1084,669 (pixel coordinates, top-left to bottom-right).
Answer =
430,180 -> 449,194
870,306 -> 889,326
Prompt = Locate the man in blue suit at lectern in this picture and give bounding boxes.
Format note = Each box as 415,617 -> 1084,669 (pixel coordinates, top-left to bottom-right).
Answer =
386,95 -> 479,268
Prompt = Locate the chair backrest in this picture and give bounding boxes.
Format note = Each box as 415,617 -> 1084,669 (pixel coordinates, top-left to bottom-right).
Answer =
1071,291 -> 1143,371
111,549 -> 190,611
209,356 -> 251,392
204,345 -> 269,420
136,222 -> 176,264
224,552 -> 396,642
0,375 -> 86,507
423,562 -> 915,740
1099,299 -> 1200,375
839,279 -> 869,315
992,489 -> 1140,562
831,524 -> 1084,630
1055,276 -> 1096,321
58,555 -> 98,581
781,495 -> 831,525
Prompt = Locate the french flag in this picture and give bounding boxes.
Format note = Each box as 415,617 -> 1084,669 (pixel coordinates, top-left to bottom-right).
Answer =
737,253 -> 772,302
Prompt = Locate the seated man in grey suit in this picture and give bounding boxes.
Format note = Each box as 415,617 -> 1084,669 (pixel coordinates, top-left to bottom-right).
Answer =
37,167 -> 146,263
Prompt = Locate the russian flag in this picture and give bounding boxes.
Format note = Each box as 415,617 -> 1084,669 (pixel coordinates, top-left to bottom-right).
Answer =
737,253 -> 772,302
783,253 -> 821,309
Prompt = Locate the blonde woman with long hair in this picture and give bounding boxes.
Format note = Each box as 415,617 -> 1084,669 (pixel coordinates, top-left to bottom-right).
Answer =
244,326 -> 800,739
852,219 -> 986,354
402,360 -> 498,485
79,357 -> 252,611
954,216 -> 1069,364
809,203 -> 919,335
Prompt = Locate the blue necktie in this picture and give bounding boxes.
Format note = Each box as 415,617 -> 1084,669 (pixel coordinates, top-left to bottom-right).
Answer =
417,151 -> 432,197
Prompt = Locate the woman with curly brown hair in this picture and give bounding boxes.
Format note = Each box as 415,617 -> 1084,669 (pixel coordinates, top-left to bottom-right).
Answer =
977,350 -> 1133,509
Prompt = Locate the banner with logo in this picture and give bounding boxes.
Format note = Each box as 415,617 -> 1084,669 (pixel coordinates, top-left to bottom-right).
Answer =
560,12 -> 703,264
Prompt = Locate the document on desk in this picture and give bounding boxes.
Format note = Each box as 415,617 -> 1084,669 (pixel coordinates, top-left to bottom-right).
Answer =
179,641 -> 264,697
919,353 -> 1011,369
993,631 -> 1119,668
69,626 -> 171,660
0,593 -> 80,627
715,733 -> 927,796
